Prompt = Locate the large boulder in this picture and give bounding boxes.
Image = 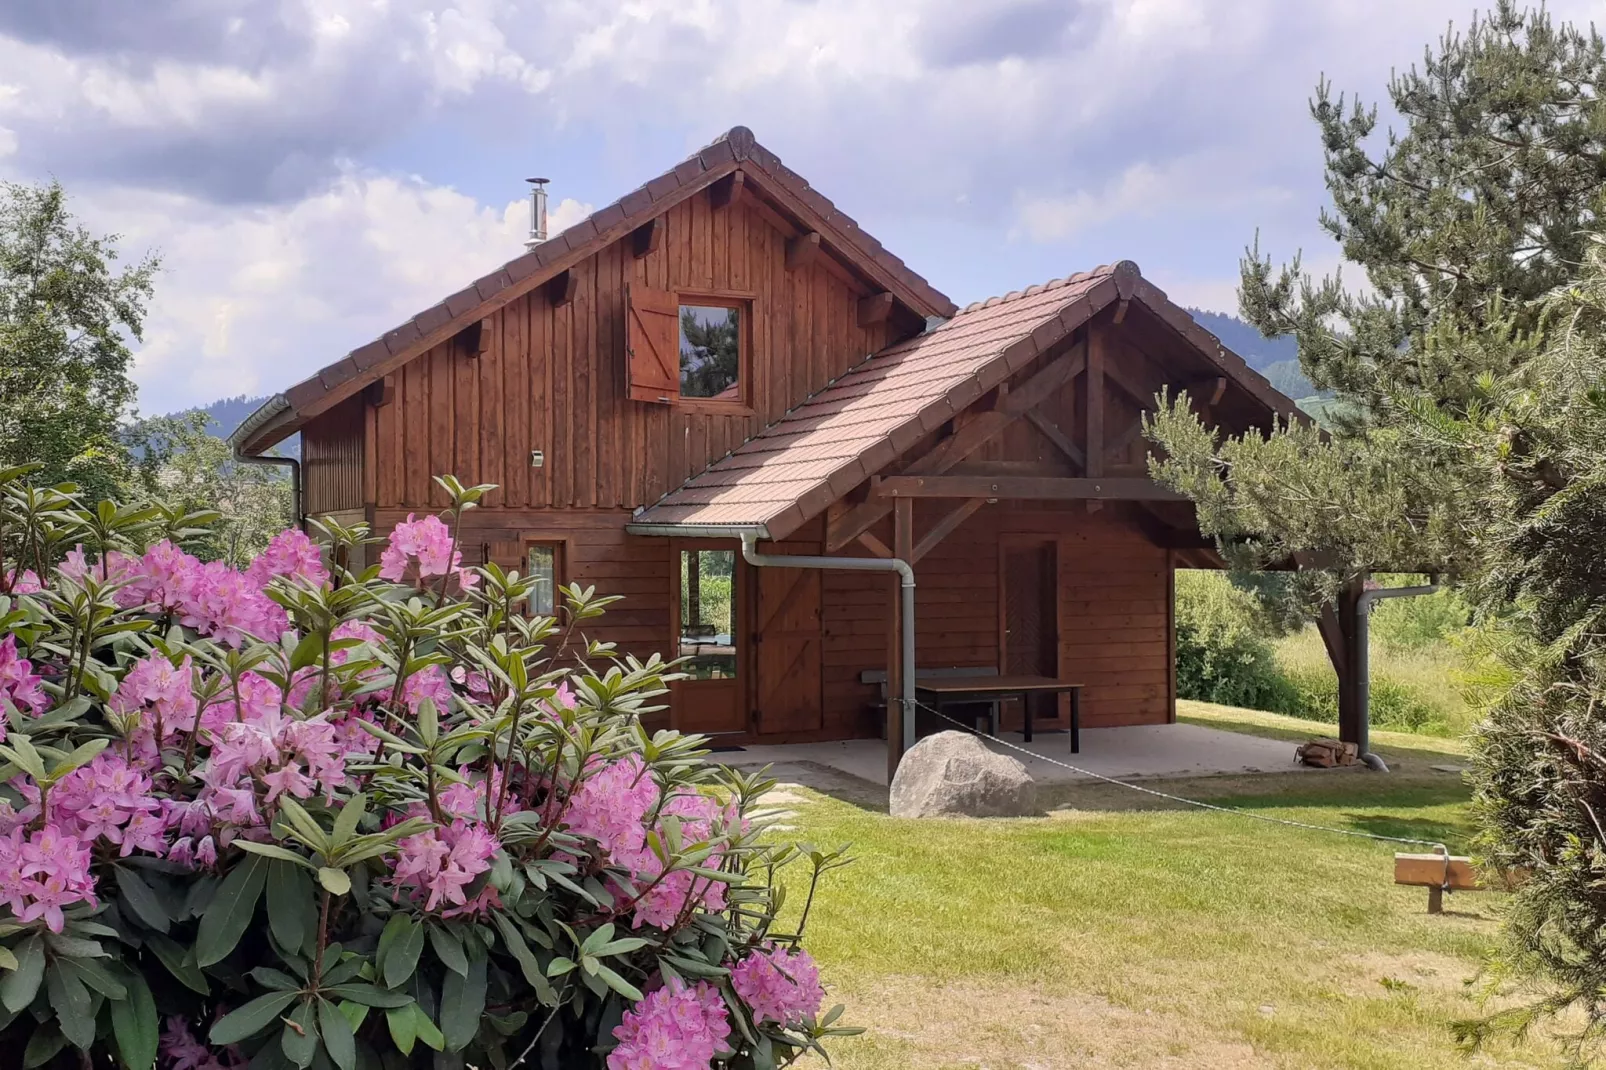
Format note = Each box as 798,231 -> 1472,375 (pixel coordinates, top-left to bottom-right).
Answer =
889,730 -> 1039,818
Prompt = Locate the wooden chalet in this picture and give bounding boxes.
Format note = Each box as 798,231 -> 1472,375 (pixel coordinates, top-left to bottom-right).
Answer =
233,126 -> 1342,773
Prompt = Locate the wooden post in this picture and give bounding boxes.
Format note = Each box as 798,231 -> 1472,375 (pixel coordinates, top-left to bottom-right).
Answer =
686,552 -> 702,630
1334,576 -> 1366,747
887,497 -> 914,784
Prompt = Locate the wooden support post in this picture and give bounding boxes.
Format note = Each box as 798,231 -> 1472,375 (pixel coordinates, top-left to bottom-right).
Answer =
1086,325 -> 1106,512
1333,576 -> 1366,747
887,496 -> 914,785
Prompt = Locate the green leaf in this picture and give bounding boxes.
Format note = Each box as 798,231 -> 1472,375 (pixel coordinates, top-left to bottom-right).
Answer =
46,961 -> 94,1049
427,925 -> 468,977
376,913 -> 420,989
317,867 -> 351,896
385,1003 -> 418,1056
289,631 -> 325,673
319,997 -> 357,1070
586,961 -> 643,1002
209,989 -> 300,1045
114,866 -> 171,934
47,737 -> 108,779
413,1004 -> 445,1051
2,935 -> 43,1012
110,969 -> 159,1070
438,949 -> 487,1051
545,956 -> 576,978
196,855 -> 268,966
280,999 -> 318,1069
70,955 -> 127,999
0,946 -> 16,972
324,983 -> 414,1008
331,793 -> 368,845
266,860 -> 318,956
490,913 -> 556,1005
22,1024 -> 64,1068
145,933 -> 208,995
235,841 -> 318,869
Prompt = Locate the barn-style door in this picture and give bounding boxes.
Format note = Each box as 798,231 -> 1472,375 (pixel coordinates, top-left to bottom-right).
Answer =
1000,539 -> 1066,731
753,566 -> 824,736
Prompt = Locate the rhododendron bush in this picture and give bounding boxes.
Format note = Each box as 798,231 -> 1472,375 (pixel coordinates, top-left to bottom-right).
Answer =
0,466 -> 854,1070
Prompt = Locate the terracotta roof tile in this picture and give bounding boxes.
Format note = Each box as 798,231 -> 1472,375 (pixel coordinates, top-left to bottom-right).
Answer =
632,264 -> 1131,536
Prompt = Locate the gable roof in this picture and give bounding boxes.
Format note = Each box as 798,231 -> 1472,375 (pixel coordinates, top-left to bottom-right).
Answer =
627,260 -> 1303,541
230,126 -> 958,456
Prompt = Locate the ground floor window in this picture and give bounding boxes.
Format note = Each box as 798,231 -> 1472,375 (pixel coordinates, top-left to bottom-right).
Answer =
526,542 -> 562,616
679,549 -> 737,679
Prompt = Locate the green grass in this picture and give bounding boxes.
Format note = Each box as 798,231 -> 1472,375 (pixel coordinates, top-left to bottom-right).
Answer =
768,703 -> 1564,1069
1272,626 -> 1479,737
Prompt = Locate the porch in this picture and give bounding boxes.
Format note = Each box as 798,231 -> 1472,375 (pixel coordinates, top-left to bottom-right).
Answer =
719,721 -> 1319,789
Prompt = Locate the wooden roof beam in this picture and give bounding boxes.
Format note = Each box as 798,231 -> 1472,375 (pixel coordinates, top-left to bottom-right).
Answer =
631,218 -> 661,259
785,231 -> 821,271
911,498 -> 985,564
858,292 -> 895,328
710,170 -> 746,210
872,475 -> 1185,501
546,270 -> 577,307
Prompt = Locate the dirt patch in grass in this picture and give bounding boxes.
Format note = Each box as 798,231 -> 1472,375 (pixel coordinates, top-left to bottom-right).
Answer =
1343,950 -> 1481,996
829,974 -> 1273,1069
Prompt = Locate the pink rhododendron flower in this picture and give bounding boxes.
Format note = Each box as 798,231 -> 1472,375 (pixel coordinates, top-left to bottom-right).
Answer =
731,943 -> 825,1027
0,634 -> 47,721
379,513 -> 477,591
9,569 -> 40,594
246,528 -> 329,589
110,654 -> 199,755
176,561 -> 289,647
402,664 -> 453,718
41,753 -> 168,857
609,978 -> 731,1070
627,791 -> 734,929
119,540 -> 200,612
0,824 -> 98,932
392,818 -> 500,915
564,754 -> 659,864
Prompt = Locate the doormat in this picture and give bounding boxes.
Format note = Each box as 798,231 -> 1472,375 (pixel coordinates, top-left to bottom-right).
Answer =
708,745 -> 747,753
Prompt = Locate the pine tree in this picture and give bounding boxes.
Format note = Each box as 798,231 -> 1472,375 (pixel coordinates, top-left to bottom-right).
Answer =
1147,5 -> 1606,1049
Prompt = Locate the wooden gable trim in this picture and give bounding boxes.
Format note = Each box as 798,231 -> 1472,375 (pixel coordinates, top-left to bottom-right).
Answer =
631,218 -> 661,259
785,231 -> 821,271
710,170 -> 746,210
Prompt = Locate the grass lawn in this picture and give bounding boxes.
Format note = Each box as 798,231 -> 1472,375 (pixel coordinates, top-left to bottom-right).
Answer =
763,703 -> 1567,1070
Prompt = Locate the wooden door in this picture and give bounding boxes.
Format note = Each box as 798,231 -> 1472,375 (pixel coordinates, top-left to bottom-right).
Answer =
1000,541 -> 1062,729
754,566 -> 823,735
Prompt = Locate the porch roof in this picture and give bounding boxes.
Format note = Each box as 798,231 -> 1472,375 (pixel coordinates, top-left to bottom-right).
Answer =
627,260 -> 1301,542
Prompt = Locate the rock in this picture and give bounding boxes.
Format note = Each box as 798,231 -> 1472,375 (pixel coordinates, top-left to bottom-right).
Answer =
889,731 -> 1039,818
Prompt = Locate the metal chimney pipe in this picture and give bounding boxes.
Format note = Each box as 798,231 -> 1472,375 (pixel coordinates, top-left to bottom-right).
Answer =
525,177 -> 549,248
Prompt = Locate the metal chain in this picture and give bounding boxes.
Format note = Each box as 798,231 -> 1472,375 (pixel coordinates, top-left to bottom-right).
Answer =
917,701 -> 1451,854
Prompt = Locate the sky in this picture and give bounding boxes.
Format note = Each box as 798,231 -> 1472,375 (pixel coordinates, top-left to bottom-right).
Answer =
0,0 -> 1599,415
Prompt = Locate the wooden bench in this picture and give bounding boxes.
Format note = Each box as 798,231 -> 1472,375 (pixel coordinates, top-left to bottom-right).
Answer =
1394,852 -> 1523,913
860,666 -> 999,738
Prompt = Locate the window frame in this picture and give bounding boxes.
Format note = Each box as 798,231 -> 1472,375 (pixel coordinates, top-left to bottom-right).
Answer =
522,537 -> 568,618
673,290 -> 755,414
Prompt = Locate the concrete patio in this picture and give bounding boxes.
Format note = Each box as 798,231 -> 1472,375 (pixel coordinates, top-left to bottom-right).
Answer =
719,722 -> 1319,788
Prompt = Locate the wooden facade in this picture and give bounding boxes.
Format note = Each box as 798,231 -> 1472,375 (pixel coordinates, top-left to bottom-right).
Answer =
256,131 -> 1300,752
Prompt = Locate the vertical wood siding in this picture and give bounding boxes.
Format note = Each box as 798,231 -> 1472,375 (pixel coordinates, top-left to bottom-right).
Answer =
372,190 -> 891,513
302,395 -> 364,516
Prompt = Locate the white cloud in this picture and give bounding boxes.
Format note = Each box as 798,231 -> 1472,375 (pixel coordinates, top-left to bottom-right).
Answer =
73,175 -> 591,411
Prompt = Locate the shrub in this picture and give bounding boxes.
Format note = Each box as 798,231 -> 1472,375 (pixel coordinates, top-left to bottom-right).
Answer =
1173,572 -> 1298,712
0,466 -> 854,1070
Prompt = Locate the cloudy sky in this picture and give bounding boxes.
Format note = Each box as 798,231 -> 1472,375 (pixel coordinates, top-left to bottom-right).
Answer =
1,0 -> 1598,414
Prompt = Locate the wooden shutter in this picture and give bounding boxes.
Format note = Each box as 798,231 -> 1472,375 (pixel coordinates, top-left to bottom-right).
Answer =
627,284 -> 681,403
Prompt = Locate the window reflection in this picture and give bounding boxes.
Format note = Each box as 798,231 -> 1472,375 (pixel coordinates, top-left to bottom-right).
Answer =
679,549 -> 736,679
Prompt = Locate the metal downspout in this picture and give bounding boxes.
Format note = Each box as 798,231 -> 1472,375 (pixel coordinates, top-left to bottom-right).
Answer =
739,532 -> 917,760
1353,578 -> 1439,772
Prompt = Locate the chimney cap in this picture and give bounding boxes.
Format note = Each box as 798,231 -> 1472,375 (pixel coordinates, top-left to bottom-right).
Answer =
526,176 -> 549,185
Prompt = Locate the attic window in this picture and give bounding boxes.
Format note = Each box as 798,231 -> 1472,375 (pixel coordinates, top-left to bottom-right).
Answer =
627,286 -> 751,408
678,303 -> 742,400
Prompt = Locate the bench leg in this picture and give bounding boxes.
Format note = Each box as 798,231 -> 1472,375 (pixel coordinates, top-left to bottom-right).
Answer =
1023,694 -> 1032,744
1427,886 -> 1443,914
1070,688 -> 1081,754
